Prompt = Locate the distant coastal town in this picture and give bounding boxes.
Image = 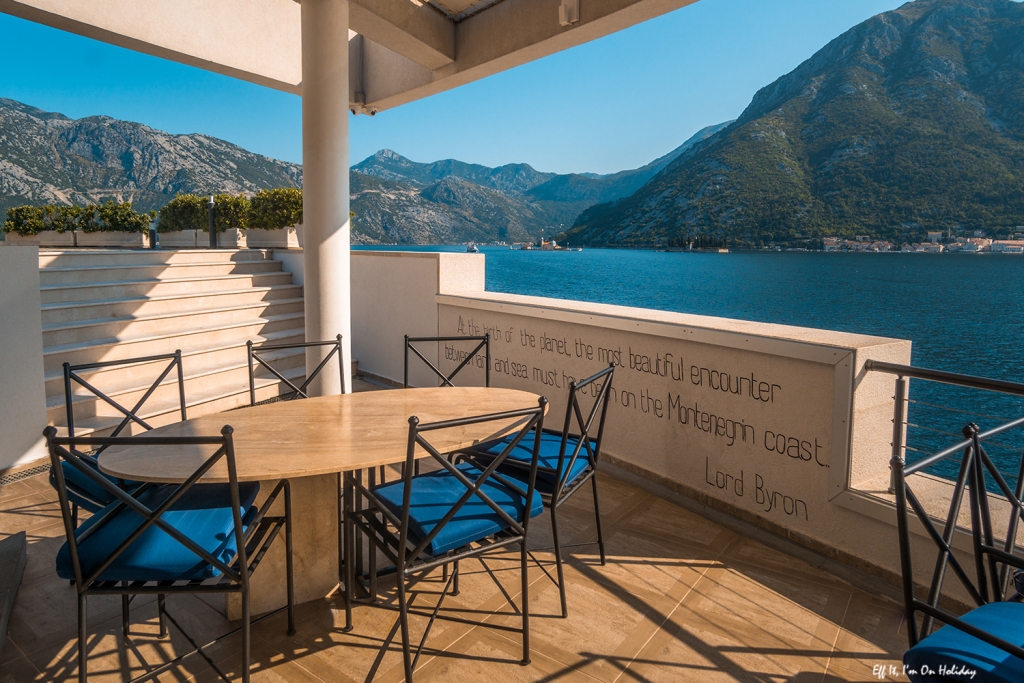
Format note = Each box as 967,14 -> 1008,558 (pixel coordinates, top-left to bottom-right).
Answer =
822,230 -> 1024,253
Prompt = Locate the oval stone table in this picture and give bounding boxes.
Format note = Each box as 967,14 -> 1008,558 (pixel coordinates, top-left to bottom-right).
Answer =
99,387 -> 545,618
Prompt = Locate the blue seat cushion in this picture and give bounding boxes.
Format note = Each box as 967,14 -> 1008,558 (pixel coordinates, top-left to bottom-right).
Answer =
475,430 -> 594,493
903,602 -> 1024,683
56,482 -> 260,583
50,460 -> 137,514
372,463 -> 543,557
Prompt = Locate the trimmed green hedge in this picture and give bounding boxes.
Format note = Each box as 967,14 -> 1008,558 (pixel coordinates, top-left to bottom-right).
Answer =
249,188 -> 302,231
157,194 -> 206,233
158,189 -> 301,233
3,201 -> 150,235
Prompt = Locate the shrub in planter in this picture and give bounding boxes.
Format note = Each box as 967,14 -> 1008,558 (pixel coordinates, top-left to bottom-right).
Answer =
76,201 -> 151,247
249,188 -> 302,231
4,205 -> 46,235
247,188 -> 302,248
3,205 -> 76,246
209,194 -> 249,247
158,194 -> 206,233
157,194 -> 205,247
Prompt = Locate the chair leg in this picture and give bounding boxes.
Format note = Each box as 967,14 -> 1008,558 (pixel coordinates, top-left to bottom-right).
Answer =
397,572 -> 414,682
343,473 -> 355,632
549,502 -> 568,618
591,474 -> 606,566
520,539 -> 531,666
451,561 -> 460,596
77,592 -> 87,683
285,481 -> 296,636
121,584 -> 130,638
242,588 -> 251,683
158,594 -> 167,638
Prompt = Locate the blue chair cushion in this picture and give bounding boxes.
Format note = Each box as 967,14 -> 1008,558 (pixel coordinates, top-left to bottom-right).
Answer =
50,460 -> 137,514
372,463 -> 543,557
903,602 -> 1024,683
56,482 -> 260,582
477,430 -> 594,493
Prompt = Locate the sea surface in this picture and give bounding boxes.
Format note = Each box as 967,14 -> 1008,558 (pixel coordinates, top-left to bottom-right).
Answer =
356,245 -> 1024,487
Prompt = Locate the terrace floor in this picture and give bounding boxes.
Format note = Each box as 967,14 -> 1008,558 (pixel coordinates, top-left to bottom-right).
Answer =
1,381 -> 911,683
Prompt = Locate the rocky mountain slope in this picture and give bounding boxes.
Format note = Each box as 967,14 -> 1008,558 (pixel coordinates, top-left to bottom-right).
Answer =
565,0 -> 1024,247
0,94 -> 729,244
348,123 -> 728,243
0,98 -> 301,216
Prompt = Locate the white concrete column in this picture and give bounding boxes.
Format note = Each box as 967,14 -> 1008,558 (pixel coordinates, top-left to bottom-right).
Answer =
301,0 -> 352,395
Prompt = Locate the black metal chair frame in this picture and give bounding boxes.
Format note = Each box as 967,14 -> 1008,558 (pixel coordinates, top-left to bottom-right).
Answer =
346,400 -> 547,682
246,334 -> 343,405
893,420 -> 1024,661
60,351 -> 187,527
404,335 -> 490,389
458,362 -> 615,618
44,426 -> 296,683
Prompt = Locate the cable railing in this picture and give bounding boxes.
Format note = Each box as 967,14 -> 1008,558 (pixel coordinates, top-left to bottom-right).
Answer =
865,360 -> 1024,494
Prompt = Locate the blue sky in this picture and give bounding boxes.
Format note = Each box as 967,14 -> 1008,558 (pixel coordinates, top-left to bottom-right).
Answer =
0,0 -> 907,174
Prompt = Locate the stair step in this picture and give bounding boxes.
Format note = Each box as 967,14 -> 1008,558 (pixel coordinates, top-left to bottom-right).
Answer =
43,312 -> 306,372
42,298 -> 305,347
44,327 -> 307,400
39,248 -> 274,268
39,260 -> 282,286
56,366 -> 309,438
48,346 -> 308,426
40,285 -> 303,326
40,272 -> 294,303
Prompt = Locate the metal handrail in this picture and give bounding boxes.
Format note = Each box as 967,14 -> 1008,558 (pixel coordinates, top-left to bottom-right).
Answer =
866,360 -> 1024,489
865,359 -> 1024,397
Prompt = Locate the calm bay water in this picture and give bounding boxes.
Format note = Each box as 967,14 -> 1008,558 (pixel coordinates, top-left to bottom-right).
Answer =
357,245 -> 1024,485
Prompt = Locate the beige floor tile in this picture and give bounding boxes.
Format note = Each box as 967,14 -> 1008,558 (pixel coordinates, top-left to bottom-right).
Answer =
0,653 -> 41,683
0,466 -> 917,683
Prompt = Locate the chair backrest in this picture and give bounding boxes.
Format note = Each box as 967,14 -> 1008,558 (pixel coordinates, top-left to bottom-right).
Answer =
893,420 -> 1024,655
63,351 -> 186,455
551,363 -> 615,495
247,335 -> 343,405
43,425 -> 250,590
404,335 -> 490,388
394,399 -> 546,563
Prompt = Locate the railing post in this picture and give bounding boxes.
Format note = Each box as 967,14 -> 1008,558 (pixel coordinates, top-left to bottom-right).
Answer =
890,375 -> 908,493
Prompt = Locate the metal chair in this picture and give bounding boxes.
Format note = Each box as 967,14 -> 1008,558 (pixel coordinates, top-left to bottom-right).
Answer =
893,421 -> 1024,682
44,425 -> 295,683
404,334 -> 490,389
348,399 -> 547,682
246,334 -> 343,405
457,362 -> 615,618
53,351 -> 187,525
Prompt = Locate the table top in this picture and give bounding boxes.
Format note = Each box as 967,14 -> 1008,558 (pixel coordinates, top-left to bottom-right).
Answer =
99,387 -> 544,484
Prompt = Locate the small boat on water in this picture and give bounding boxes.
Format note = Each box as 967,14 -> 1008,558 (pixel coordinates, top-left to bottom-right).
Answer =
466,242 -> 479,253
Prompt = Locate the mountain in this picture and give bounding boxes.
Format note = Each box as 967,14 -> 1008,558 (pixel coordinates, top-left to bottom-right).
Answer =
0,98 -> 301,216
349,123 -> 731,242
0,95 -> 732,245
565,0 -> 1024,247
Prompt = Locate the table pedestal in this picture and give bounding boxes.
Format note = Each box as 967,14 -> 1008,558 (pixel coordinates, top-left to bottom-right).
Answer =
226,473 -> 339,620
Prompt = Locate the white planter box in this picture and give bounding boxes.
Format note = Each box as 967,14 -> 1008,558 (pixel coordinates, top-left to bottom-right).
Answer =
213,228 -> 246,248
156,230 -> 198,248
76,231 -> 149,248
2,230 -> 77,247
245,225 -> 302,249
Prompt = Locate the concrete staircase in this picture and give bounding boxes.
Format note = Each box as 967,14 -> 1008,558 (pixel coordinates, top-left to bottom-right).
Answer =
40,249 -> 311,437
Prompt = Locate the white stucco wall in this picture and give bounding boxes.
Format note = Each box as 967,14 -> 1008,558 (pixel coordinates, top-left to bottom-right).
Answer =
0,246 -> 48,472
350,250 -> 485,387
